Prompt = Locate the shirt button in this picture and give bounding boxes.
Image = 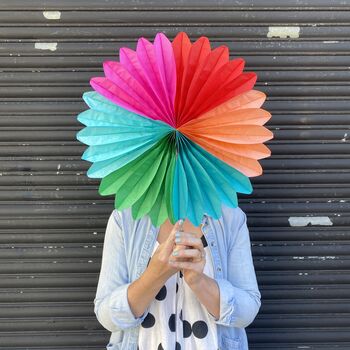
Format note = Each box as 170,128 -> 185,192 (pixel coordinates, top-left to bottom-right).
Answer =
210,241 -> 215,246
217,267 -> 221,272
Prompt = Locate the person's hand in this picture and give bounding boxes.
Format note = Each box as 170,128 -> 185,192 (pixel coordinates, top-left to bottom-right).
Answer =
169,230 -> 206,286
146,220 -> 183,281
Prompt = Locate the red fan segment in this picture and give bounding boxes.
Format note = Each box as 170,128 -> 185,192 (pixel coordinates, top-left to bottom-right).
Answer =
172,31 -> 258,128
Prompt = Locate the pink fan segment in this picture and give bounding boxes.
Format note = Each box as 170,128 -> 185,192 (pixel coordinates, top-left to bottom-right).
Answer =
91,33 -> 177,127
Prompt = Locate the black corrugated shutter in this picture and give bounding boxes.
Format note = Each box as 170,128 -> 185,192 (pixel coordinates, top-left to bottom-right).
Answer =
1,0 -> 349,349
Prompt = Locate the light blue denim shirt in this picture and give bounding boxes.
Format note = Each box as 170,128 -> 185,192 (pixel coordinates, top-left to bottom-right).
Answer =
94,204 -> 261,350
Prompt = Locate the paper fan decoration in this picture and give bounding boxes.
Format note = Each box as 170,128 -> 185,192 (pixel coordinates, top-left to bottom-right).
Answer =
76,32 -> 273,227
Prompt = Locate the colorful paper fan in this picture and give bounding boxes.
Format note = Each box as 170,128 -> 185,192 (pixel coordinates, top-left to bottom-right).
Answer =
76,32 -> 273,227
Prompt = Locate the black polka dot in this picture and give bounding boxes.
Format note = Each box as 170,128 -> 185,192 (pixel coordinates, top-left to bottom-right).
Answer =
141,312 -> 155,328
183,319 -> 192,338
192,320 -> 208,338
168,313 -> 176,332
176,282 -> 178,293
201,234 -> 208,247
179,270 -> 183,278
179,309 -> 183,321
157,343 -> 164,350
175,341 -> 181,350
155,285 -> 167,301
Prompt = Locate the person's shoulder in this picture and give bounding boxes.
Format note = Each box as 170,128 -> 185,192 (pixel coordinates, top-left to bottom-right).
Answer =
110,207 -> 150,233
110,207 -> 133,227
219,204 -> 250,251
220,204 -> 246,226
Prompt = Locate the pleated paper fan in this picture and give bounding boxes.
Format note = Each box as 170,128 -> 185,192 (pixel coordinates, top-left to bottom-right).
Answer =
76,32 -> 274,227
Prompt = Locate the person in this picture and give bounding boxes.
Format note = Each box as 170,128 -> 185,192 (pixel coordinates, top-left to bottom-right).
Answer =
94,204 -> 261,349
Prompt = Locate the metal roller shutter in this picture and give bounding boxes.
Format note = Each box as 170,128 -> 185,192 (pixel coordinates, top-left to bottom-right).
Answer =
0,0 -> 348,349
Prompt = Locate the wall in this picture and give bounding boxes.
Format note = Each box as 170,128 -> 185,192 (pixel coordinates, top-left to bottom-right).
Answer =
0,0 -> 349,349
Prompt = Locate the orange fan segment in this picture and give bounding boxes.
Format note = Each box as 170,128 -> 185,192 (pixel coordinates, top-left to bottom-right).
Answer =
186,133 -> 264,176
197,90 -> 267,120
183,124 -> 272,144
178,107 -> 273,177
181,108 -> 272,131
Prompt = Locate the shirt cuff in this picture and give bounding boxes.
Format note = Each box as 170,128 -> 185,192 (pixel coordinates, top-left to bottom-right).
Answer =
211,277 -> 236,326
108,282 -> 149,329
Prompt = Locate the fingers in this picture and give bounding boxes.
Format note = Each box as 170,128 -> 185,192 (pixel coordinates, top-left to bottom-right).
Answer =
171,248 -> 204,261
177,218 -> 184,232
169,260 -> 197,270
162,219 -> 184,256
174,231 -> 204,251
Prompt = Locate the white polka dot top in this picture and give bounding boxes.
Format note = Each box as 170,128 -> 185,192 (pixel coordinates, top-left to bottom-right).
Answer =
138,234 -> 219,350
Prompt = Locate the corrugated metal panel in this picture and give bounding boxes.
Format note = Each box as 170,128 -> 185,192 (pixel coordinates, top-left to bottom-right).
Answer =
0,0 -> 349,348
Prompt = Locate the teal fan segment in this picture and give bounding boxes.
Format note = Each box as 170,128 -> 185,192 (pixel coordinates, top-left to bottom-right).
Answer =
172,132 -> 253,226
76,91 -> 174,178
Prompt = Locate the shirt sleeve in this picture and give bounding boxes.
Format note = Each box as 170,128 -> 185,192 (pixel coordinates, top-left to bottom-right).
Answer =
93,210 -> 149,332
208,207 -> 262,328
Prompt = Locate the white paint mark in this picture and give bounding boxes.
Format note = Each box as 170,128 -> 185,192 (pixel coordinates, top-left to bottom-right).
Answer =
43,11 -> 61,20
34,42 -> 57,51
323,40 -> 339,44
288,216 -> 333,226
341,133 -> 348,142
267,26 -> 300,39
